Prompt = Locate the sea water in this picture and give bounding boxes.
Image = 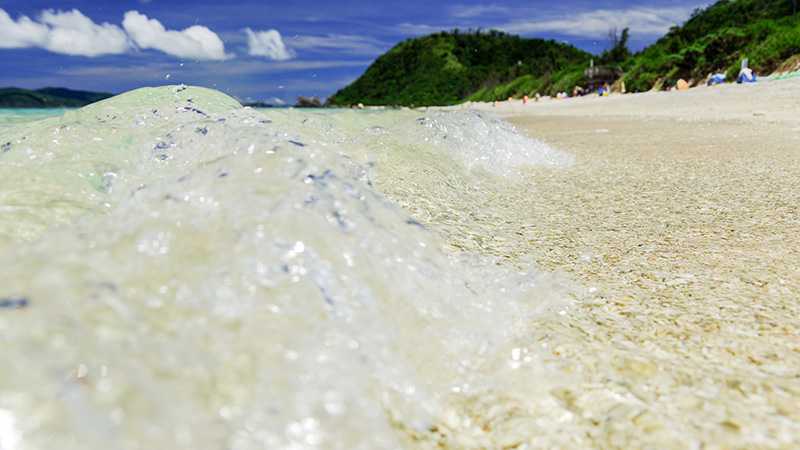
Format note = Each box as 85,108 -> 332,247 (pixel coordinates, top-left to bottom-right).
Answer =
0,108 -> 69,129
0,87 -> 578,449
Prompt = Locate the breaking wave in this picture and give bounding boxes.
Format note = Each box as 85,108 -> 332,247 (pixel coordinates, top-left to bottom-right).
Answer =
0,86 -> 577,449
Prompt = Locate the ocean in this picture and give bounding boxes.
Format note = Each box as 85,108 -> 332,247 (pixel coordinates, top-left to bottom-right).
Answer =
0,86 -> 579,449
0,108 -> 69,128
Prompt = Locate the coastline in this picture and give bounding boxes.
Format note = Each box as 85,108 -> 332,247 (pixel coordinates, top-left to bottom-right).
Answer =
464,76 -> 800,125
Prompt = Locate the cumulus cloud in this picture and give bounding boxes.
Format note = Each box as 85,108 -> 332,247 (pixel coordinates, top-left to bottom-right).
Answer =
0,9 -> 48,48
123,11 -> 229,60
245,28 -> 294,61
0,8 -> 128,56
39,9 -> 129,56
501,7 -> 695,38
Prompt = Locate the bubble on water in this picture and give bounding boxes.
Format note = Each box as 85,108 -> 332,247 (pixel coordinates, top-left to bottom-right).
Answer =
415,110 -> 574,176
0,86 -> 577,449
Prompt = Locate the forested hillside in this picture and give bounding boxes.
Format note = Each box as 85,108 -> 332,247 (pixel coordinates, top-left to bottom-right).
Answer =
623,0 -> 800,91
327,31 -> 590,106
0,87 -> 113,108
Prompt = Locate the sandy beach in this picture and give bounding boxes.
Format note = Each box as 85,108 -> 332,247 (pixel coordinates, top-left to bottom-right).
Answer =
392,80 -> 800,448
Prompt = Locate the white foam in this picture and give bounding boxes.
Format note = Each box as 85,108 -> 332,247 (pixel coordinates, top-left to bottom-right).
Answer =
416,110 -> 574,176
0,87 -> 576,449
0,409 -> 20,450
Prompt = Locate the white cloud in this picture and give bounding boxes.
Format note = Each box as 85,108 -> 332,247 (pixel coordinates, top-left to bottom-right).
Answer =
0,8 -> 128,56
59,59 -> 369,80
395,22 -> 447,36
451,4 -> 510,19
0,10 -> 48,48
207,59 -> 370,76
123,11 -> 229,60
40,9 -> 129,56
501,7 -> 695,38
286,34 -> 387,56
245,28 -> 294,61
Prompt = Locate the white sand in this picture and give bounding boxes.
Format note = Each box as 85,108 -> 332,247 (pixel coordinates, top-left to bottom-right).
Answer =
396,79 -> 800,449
469,77 -> 800,126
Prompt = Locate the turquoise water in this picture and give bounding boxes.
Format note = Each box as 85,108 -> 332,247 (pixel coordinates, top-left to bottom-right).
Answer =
0,108 -> 69,128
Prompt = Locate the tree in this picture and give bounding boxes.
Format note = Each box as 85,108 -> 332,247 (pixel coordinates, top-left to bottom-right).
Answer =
599,28 -> 631,65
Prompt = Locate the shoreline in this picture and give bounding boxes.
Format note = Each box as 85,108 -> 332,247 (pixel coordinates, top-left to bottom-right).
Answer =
345,78 -> 800,447
463,76 -> 800,126
444,79 -> 800,447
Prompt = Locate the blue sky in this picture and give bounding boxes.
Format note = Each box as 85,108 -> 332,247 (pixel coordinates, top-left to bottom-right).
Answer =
0,0 -> 712,103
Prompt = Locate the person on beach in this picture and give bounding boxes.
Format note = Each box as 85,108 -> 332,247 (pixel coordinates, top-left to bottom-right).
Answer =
737,59 -> 757,84
707,73 -> 726,86
738,67 -> 757,83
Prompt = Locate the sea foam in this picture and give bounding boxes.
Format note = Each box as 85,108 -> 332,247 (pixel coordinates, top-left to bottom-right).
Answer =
0,86 -> 576,449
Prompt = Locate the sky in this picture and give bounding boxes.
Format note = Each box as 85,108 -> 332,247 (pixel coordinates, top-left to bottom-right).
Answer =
0,0 -> 713,103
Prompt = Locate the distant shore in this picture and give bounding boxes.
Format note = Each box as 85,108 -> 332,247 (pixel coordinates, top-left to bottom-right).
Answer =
0,87 -> 114,108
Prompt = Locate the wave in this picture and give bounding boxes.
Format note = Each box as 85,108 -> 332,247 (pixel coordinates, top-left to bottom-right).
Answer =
0,86 -> 577,449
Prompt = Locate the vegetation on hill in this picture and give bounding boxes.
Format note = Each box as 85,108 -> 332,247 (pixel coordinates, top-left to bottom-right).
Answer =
327,30 -> 590,106
0,87 -> 113,108
329,0 -> 800,105
467,27 -> 633,101
623,0 -> 800,91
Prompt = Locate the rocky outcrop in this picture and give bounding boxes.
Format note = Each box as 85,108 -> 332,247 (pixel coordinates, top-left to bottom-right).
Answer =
295,96 -> 323,108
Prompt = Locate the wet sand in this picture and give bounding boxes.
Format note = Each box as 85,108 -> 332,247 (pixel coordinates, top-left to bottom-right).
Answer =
406,81 -> 800,448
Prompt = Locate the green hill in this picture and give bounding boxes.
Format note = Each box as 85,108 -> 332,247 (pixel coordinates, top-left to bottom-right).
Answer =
326,30 -> 591,107
0,87 -> 113,108
623,0 -> 800,91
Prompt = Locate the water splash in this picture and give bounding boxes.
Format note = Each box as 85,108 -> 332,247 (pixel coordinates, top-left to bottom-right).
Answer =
0,409 -> 20,450
0,87 -> 577,449
416,110 -> 573,176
